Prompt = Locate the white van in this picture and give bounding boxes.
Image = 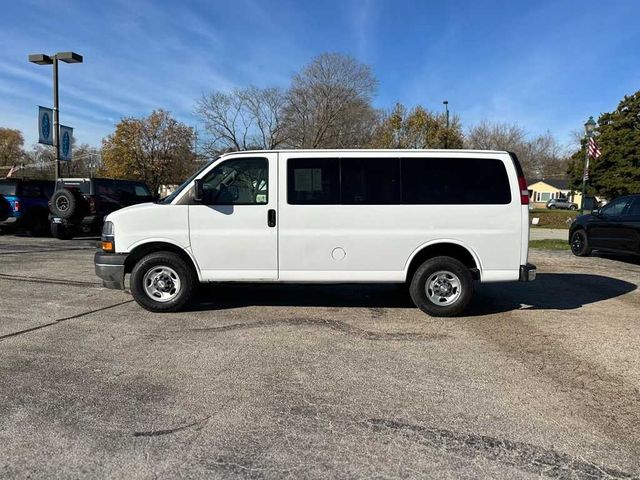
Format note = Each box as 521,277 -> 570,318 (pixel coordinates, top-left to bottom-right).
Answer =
95,150 -> 535,316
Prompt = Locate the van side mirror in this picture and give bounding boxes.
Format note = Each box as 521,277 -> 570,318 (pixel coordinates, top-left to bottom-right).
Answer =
591,208 -> 600,217
194,179 -> 204,203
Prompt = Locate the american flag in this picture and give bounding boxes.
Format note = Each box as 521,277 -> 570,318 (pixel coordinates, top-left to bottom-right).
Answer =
588,137 -> 601,159
583,137 -> 601,181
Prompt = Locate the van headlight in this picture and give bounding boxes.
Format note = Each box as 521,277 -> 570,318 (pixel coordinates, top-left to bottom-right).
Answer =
101,221 -> 115,252
102,221 -> 114,236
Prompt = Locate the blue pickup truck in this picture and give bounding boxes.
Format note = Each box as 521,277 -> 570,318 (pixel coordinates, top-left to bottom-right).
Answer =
0,179 -> 55,236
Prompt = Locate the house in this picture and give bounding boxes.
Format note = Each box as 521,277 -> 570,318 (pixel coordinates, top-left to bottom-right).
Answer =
527,178 -> 582,208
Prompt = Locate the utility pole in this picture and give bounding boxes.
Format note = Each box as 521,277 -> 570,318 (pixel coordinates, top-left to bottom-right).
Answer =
443,100 -> 450,149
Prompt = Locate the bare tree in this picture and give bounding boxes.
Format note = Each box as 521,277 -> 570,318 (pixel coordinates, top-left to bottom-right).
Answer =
465,120 -> 567,179
195,90 -> 251,153
242,87 -> 287,150
195,87 -> 287,154
283,53 -> 378,148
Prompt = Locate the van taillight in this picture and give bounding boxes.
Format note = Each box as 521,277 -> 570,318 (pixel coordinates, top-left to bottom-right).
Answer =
14,200 -> 20,212
518,176 -> 529,205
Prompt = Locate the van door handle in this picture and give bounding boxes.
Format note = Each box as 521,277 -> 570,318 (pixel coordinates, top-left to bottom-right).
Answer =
267,209 -> 276,227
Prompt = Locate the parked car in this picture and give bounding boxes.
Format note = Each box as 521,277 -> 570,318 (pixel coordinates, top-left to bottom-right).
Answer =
546,197 -> 578,210
0,179 -> 55,236
569,194 -> 640,257
49,177 -> 154,239
95,149 -> 536,316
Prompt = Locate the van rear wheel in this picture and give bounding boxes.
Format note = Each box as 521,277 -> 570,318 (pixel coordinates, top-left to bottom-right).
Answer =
409,256 -> 474,317
131,252 -> 195,312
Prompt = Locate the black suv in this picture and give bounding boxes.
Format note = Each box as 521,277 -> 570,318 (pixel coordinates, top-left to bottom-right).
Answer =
569,194 -> 640,257
0,179 -> 55,236
49,178 -> 154,239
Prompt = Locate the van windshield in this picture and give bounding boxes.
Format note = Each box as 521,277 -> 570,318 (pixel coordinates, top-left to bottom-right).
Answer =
159,157 -> 218,204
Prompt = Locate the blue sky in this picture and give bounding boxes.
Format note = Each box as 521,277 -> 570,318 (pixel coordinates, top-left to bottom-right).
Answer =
1,0 -> 639,149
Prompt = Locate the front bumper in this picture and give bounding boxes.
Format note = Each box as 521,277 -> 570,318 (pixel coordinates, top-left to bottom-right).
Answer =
95,251 -> 128,289
519,263 -> 537,282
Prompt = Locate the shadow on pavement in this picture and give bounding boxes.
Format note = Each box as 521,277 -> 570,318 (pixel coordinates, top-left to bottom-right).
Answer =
189,273 -> 637,314
468,273 -> 637,316
192,283 -> 414,311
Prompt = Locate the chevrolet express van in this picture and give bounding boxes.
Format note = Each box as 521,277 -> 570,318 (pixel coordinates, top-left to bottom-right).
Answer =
95,150 -> 535,317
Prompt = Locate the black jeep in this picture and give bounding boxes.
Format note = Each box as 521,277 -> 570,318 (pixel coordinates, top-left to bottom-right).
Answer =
49,178 -> 154,239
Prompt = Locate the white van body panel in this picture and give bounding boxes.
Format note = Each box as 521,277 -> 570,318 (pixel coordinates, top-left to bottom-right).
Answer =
188,152 -> 279,281
277,150 -> 521,282
106,149 -> 528,285
111,203 -> 190,253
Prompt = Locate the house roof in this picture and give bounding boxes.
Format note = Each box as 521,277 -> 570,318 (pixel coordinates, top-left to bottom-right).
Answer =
528,178 -> 570,190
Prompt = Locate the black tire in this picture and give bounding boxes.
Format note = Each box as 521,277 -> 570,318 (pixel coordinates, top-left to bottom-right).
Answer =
51,222 -> 74,240
570,229 -> 591,257
50,189 -> 78,219
131,252 -> 196,312
569,204 -> 578,211
409,256 -> 474,317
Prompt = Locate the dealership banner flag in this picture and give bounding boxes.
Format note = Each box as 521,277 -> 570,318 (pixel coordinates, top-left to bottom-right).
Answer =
59,125 -> 73,161
38,106 -> 53,145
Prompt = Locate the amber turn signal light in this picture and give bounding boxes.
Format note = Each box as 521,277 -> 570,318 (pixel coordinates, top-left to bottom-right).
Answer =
102,241 -> 114,252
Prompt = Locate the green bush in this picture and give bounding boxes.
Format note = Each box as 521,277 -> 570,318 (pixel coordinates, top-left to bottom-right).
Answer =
529,239 -> 570,250
529,209 -> 578,229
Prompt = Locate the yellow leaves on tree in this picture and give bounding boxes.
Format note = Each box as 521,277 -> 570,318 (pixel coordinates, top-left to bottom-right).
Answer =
100,110 -> 197,194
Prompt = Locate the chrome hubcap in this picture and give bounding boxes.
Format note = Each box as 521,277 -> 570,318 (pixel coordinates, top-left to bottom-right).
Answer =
142,266 -> 181,302
426,271 -> 462,306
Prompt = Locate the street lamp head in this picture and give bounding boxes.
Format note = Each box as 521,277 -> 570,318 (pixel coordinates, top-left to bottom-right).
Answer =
584,116 -> 597,136
28,54 -> 53,65
443,100 -> 448,105
56,51 -> 83,63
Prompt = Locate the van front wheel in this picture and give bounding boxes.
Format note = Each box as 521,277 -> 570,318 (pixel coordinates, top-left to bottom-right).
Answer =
131,252 -> 195,312
409,256 -> 474,317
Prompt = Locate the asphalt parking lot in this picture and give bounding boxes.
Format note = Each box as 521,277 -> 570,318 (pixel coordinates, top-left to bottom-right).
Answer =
1,235 -> 639,479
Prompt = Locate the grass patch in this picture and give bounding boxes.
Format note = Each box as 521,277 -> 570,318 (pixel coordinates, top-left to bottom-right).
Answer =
530,239 -> 570,250
529,209 -> 578,229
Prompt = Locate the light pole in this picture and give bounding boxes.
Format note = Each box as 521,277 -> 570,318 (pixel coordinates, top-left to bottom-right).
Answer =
443,100 -> 450,148
580,116 -> 597,214
28,52 -> 83,181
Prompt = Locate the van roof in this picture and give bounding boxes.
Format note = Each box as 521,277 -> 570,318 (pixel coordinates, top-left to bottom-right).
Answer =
220,149 -> 510,156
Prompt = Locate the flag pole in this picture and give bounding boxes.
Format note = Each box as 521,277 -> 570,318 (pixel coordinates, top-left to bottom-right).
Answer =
580,142 -> 589,215
580,116 -> 597,215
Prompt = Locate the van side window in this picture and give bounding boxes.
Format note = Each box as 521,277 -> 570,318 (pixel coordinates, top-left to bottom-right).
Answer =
288,158 -> 339,204
287,157 -> 511,205
401,158 -> 511,205
202,158 -> 268,205
341,158 -> 401,204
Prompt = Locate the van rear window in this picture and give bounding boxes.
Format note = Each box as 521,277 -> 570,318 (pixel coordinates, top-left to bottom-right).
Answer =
401,158 -> 511,205
288,157 -> 511,205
